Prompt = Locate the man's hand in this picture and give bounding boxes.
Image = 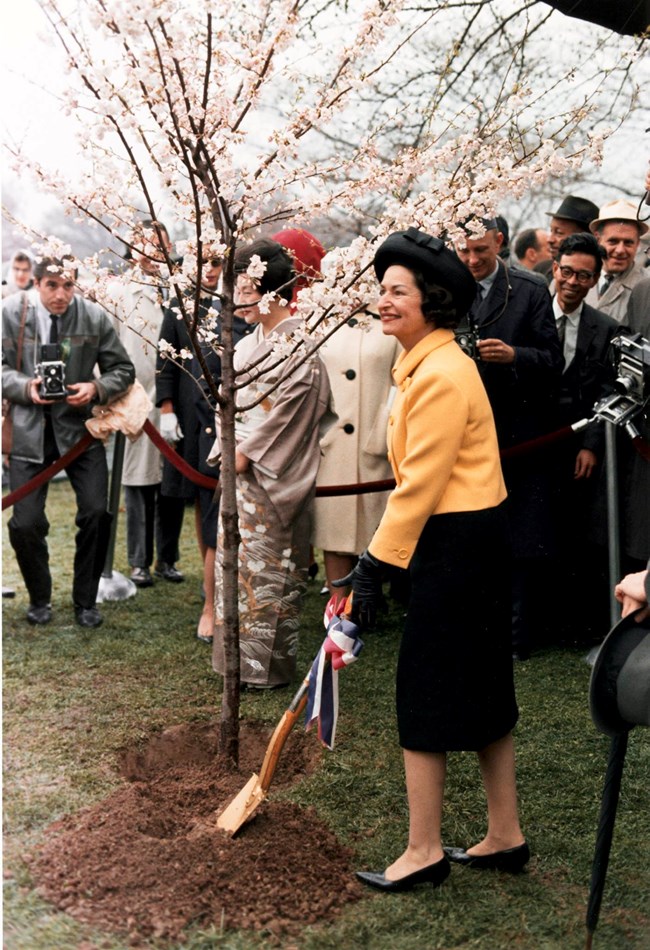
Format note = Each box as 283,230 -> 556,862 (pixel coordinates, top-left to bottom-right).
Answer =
574,449 -> 597,479
66,382 -> 97,407
615,569 -> 650,621
28,378 -> 57,405
477,338 -> 515,364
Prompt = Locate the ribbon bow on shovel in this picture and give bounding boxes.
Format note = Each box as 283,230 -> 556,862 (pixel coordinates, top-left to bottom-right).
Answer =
216,593 -> 362,836
305,593 -> 364,750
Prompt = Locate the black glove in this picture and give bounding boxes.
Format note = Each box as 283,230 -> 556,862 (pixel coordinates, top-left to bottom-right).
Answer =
332,550 -> 386,630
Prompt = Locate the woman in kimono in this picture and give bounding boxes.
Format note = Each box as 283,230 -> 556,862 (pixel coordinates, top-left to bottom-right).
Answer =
212,239 -> 334,688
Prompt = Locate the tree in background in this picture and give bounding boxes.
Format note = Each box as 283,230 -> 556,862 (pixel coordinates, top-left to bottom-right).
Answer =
3,0 -> 646,763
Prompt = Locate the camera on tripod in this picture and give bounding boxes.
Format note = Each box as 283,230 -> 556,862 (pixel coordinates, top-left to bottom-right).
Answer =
612,333 -> 650,406
592,332 -> 649,431
35,344 -> 67,400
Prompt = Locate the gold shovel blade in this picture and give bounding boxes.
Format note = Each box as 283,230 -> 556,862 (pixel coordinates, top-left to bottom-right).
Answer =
216,772 -> 267,836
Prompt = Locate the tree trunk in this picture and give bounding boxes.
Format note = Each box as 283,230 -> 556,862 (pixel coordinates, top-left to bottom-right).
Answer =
215,253 -> 241,767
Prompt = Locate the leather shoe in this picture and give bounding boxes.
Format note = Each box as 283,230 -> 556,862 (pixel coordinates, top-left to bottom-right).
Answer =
444,842 -> 530,872
130,567 -> 154,588
355,855 -> 450,892
75,606 -> 103,628
154,562 -> 184,583
26,604 -> 52,625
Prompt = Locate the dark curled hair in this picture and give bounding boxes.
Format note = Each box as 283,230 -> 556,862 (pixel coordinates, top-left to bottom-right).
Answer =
557,232 -> 606,276
34,255 -> 78,282
234,238 -> 295,303
408,266 -> 459,329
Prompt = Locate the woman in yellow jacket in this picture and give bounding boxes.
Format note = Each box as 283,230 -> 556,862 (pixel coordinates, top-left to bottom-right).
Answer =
336,228 -> 527,891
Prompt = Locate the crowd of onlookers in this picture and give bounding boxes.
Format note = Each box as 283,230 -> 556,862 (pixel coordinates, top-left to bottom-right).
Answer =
2,183 -> 649,680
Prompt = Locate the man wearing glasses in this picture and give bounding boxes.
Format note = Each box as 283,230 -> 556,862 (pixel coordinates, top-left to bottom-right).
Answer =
552,231 -> 621,474
550,232 -> 623,644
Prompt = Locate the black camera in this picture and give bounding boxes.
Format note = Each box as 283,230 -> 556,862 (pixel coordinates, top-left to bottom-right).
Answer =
35,344 -> 67,400
593,332 -> 650,431
455,325 -> 481,360
612,333 -> 650,405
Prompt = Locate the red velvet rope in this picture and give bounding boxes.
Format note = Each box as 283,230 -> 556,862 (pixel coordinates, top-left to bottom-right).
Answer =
142,419 -> 219,490
3,418 -> 648,512
2,433 -> 95,511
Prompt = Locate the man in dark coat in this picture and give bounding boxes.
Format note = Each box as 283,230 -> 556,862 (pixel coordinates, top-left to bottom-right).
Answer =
548,233 -> 622,644
620,277 -> 650,573
156,254 -> 252,640
535,194 -> 600,282
2,256 -> 135,627
456,221 -> 563,659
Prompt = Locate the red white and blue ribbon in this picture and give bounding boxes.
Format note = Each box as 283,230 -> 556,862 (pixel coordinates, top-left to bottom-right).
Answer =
305,594 -> 363,750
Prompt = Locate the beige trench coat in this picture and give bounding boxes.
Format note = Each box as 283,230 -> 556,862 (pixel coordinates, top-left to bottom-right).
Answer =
312,317 -> 400,554
585,261 -> 645,324
109,276 -> 165,486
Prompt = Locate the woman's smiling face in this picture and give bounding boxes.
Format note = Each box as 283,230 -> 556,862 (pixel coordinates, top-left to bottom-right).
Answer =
235,275 -> 263,325
377,265 -> 431,351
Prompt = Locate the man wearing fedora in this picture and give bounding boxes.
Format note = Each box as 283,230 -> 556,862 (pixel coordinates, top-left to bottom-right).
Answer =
586,199 -> 648,323
539,195 -> 600,280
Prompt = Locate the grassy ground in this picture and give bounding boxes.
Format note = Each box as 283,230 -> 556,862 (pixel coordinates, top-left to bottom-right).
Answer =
3,479 -> 649,950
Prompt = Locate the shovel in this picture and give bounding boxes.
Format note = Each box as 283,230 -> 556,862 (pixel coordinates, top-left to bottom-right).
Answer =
216,668 -> 315,836
217,593 -> 354,836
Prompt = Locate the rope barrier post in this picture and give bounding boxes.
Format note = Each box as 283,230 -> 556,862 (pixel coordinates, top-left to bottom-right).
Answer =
97,432 -> 137,603
585,420 -> 622,668
604,421 -> 622,628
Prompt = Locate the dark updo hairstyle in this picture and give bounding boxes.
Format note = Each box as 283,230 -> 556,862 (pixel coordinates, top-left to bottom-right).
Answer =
234,238 -> 296,304
373,228 -> 477,329
407,267 -> 459,329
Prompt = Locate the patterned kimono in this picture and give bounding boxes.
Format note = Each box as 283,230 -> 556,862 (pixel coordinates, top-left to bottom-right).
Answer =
212,317 -> 334,686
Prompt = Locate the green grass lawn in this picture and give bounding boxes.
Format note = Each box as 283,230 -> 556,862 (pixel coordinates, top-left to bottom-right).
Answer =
3,479 -> 649,949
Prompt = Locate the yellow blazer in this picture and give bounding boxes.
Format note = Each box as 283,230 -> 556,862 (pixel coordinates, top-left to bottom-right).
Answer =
369,328 -> 506,568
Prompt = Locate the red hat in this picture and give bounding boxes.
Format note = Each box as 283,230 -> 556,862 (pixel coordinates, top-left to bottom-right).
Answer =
271,228 -> 325,303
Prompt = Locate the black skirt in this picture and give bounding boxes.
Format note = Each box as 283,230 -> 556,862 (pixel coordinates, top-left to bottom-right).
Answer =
396,502 -> 518,753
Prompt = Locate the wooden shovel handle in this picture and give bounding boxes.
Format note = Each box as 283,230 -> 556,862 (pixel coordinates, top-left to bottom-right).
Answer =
258,688 -> 310,793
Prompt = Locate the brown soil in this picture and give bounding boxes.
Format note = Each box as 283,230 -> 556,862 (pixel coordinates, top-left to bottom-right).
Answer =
28,721 -> 363,945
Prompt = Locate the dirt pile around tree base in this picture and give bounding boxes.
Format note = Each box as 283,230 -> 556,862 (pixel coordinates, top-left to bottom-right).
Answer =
28,721 -> 363,944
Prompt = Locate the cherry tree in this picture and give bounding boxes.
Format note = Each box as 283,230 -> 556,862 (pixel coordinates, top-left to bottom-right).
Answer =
4,0 -> 645,763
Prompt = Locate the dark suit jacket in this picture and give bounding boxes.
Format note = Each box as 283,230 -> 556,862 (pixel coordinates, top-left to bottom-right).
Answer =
555,302 -> 620,457
465,261 -> 563,557
156,293 -> 252,491
468,260 -> 563,448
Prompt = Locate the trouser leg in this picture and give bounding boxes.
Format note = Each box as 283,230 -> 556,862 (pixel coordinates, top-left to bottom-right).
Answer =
7,457 -> 53,606
156,493 -> 185,565
124,484 -> 157,568
65,443 -> 109,609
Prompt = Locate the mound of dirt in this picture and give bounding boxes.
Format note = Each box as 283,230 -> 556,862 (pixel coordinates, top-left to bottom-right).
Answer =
28,721 -> 363,944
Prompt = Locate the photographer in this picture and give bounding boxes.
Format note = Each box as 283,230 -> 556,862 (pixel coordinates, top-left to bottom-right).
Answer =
2,256 -> 135,627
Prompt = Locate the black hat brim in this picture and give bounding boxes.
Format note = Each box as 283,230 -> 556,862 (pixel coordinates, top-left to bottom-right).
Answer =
589,611 -> 650,737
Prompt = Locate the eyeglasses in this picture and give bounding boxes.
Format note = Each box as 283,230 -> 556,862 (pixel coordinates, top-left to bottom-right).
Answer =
202,259 -> 222,268
557,265 -> 595,284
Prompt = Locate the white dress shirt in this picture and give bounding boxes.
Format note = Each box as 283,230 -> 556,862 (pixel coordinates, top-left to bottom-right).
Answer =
553,296 -> 582,368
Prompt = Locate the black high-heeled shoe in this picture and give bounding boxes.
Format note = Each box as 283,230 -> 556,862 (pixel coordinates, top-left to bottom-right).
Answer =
444,842 -> 530,873
355,855 -> 450,892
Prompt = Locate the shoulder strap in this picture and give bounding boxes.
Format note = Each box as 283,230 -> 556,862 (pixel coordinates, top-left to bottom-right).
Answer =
16,293 -> 29,373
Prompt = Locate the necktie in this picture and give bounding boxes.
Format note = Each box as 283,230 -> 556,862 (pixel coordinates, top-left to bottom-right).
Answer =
49,314 -> 59,344
598,274 -> 613,298
556,313 -> 567,345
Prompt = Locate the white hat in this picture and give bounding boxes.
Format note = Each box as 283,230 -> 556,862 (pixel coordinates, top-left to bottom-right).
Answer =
589,199 -> 648,237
